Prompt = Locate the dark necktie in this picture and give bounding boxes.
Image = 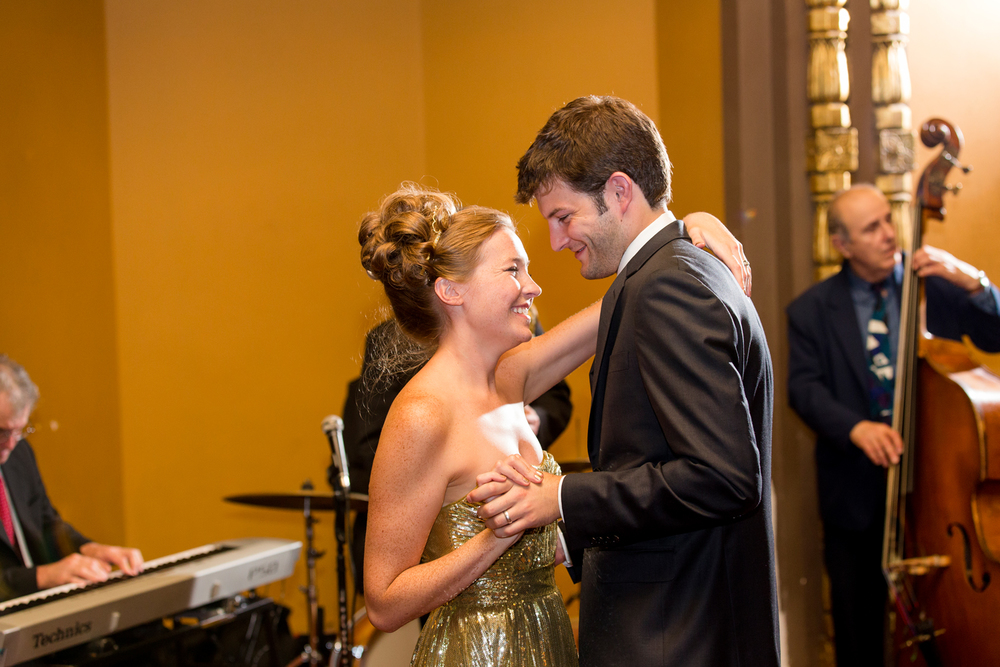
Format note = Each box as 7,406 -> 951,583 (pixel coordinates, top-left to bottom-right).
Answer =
866,281 -> 894,423
0,476 -> 17,548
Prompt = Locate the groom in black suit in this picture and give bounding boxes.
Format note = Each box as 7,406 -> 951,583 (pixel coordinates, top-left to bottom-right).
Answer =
470,96 -> 779,666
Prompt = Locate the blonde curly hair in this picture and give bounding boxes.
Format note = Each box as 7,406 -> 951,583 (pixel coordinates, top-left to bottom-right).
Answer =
359,183 -> 515,346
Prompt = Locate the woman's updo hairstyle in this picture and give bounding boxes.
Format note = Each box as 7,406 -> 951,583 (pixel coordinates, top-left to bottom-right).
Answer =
359,183 -> 515,345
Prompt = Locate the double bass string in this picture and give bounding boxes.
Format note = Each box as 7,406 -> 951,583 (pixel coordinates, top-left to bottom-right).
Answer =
881,183 -> 924,640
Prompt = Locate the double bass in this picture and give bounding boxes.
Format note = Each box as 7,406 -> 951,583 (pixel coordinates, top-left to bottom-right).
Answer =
882,118 -> 1000,666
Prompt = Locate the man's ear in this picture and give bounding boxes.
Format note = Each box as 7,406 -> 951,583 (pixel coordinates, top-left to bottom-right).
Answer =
830,233 -> 850,259
604,172 -> 633,213
434,277 -> 464,306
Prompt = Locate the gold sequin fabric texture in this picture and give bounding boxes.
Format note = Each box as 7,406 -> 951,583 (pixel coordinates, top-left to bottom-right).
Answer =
410,451 -> 578,667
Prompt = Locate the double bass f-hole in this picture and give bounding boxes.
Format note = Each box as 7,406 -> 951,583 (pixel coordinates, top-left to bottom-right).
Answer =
947,522 -> 991,593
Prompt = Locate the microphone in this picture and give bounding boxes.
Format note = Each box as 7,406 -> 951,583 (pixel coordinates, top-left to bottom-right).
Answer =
322,415 -> 351,493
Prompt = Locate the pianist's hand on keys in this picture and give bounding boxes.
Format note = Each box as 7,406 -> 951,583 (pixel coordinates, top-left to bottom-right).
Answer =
35,542 -> 144,589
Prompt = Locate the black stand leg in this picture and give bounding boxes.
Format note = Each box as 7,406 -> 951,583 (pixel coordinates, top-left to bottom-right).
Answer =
329,487 -> 352,667
287,482 -> 325,667
264,604 -> 282,667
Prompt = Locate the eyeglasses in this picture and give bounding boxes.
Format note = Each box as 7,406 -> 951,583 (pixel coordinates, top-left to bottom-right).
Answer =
0,423 -> 34,443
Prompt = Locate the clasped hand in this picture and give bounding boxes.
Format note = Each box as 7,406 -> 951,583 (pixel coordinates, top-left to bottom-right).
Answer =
466,454 -> 562,539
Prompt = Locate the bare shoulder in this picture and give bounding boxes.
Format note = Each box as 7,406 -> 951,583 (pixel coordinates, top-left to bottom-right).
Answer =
380,381 -> 452,459
370,380 -> 454,507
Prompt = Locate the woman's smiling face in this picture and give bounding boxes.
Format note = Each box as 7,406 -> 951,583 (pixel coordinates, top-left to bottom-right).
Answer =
460,227 -> 541,345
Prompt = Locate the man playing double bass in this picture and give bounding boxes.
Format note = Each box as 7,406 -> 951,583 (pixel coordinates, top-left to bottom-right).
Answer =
786,183 -> 1000,666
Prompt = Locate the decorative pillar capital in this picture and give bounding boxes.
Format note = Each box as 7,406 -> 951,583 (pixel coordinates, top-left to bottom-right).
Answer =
871,0 -> 915,250
806,0 -> 853,279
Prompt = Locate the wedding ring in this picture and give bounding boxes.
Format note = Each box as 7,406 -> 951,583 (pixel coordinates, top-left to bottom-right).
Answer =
743,259 -> 751,268
503,510 -> 512,525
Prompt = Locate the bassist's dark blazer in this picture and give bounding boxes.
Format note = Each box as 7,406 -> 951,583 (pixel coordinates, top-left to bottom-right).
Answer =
786,260 -> 1000,532
0,440 -> 90,601
561,221 -> 779,666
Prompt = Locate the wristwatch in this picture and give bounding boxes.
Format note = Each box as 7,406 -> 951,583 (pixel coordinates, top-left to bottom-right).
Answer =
976,269 -> 990,292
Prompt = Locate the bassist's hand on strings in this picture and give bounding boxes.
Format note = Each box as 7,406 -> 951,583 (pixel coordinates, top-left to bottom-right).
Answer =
912,244 -> 988,294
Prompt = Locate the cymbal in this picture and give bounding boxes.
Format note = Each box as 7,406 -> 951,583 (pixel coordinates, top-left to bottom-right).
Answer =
225,492 -> 369,513
556,459 -> 592,474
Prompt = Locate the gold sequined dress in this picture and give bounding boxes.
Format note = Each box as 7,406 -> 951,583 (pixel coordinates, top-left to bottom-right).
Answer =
410,451 -> 578,667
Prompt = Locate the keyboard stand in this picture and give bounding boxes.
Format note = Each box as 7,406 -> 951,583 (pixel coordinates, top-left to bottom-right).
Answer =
33,594 -> 286,667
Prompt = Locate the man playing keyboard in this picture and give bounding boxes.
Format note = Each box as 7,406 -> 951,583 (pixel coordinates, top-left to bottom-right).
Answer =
0,355 -> 143,601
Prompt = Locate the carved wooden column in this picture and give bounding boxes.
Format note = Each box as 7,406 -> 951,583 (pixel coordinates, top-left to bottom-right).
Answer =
871,0 -> 915,250
806,0 -> 858,280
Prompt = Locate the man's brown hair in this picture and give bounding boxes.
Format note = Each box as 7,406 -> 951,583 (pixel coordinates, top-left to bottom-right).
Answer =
515,96 -> 672,213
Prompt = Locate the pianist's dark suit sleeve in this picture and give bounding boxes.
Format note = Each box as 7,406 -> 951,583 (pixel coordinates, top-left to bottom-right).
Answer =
0,440 -> 91,600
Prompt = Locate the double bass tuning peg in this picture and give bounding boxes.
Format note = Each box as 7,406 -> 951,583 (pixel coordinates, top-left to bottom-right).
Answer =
939,150 -> 970,196
942,150 -> 973,174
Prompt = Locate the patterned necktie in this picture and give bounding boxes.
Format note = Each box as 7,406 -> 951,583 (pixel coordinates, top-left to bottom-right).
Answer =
866,281 -> 894,423
0,476 -> 17,548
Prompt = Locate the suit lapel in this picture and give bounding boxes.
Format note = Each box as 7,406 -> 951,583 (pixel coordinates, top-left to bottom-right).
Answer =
827,269 -> 870,396
587,222 -> 686,463
588,280 -> 625,464
591,274 -> 625,394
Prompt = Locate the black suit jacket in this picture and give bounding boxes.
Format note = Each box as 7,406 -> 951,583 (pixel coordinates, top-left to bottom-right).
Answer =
786,261 -> 1000,531
0,440 -> 90,600
561,222 -> 779,666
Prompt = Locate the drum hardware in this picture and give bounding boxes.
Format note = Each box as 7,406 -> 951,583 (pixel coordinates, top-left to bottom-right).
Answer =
226,482 -> 326,667
223,492 -> 369,513
223,414 -> 361,667
291,479 -> 325,667
225,483 -> 369,667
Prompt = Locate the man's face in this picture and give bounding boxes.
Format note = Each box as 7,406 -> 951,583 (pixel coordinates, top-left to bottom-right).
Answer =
832,188 -> 900,283
535,179 -> 628,280
0,392 -> 30,464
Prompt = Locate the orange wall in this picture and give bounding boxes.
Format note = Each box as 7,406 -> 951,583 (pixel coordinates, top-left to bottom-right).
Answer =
419,0 -> 662,465
418,0 -> 727,464
910,0 -> 1000,372
4,0 -> 730,639
0,1 -> 126,546
102,0 -> 425,627
656,1 -> 726,221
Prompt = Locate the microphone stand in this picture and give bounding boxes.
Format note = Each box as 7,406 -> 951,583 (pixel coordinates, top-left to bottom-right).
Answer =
323,417 -> 353,667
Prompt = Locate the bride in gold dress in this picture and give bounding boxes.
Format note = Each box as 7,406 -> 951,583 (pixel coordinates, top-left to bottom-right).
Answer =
358,184 -> 742,666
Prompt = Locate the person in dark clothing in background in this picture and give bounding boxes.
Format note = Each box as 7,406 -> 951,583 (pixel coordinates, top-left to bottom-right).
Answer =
787,183 -> 1000,666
